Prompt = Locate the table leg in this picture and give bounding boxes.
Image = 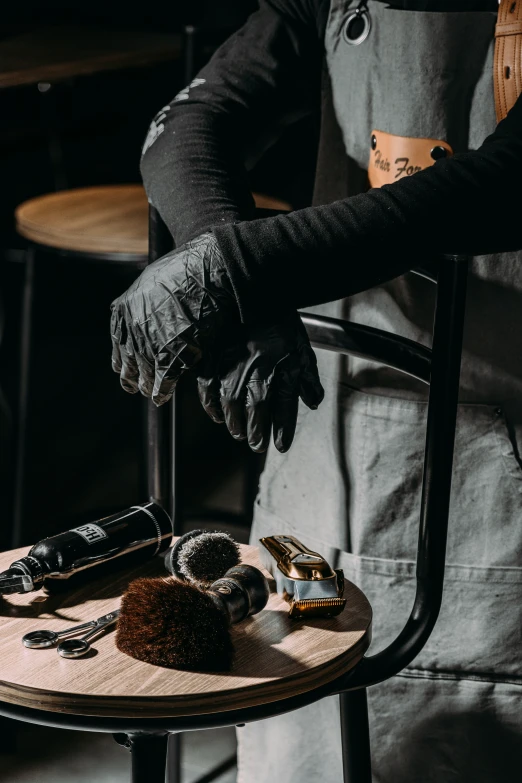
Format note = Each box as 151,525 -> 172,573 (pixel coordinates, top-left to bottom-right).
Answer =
340,690 -> 372,783
0,717 -> 17,755
166,732 -> 182,783
115,732 -> 169,783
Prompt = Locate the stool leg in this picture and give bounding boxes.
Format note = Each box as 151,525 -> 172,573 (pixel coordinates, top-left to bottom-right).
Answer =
12,247 -> 35,547
166,733 -> 182,783
0,717 -> 17,755
340,690 -> 372,783
127,732 -> 169,783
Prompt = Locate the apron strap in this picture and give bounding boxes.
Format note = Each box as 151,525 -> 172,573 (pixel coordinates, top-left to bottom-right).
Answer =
494,0 -> 522,122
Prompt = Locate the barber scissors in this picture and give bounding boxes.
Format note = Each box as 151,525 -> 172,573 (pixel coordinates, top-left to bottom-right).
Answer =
22,609 -> 120,658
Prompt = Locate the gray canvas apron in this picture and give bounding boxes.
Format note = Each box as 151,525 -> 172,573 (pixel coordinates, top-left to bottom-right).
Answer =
238,3 -> 522,782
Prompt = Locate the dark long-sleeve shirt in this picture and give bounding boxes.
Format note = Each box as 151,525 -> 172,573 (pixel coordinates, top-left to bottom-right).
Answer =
141,0 -> 520,324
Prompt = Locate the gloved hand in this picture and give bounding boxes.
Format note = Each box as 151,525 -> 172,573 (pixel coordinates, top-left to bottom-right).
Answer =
197,313 -> 324,454
110,233 -> 237,406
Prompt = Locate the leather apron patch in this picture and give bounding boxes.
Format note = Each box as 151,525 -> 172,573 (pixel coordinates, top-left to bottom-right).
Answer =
368,129 -> 453,188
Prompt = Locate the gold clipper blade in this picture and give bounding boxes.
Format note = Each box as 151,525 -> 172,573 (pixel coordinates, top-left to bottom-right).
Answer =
288,596 -> 347,619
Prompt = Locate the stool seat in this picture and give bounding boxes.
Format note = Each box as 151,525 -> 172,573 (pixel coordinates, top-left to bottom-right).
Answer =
15,185 -> 149,257
251,192 -> 292,212
0,542 -> 372,719
15,186 -> 292,260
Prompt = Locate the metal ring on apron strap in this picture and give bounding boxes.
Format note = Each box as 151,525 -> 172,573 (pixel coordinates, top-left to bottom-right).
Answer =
342,0 -> 372,46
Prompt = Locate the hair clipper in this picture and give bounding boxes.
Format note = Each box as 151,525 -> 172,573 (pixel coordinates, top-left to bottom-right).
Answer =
260,535 -> 346,618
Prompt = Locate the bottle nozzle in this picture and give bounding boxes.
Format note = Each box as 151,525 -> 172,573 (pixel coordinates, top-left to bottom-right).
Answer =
0,556 -> 45,595
0,568 -> 34,595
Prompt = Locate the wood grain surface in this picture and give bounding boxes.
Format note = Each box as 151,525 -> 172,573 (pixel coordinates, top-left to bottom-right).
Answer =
15,185 -> 149,256
0,26 -> 181,89
15,187 -> 292,258
252,193 -> 292,212
0,543 -> 372,719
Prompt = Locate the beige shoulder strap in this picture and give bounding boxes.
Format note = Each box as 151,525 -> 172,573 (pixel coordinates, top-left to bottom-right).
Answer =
495,0 -> 522,122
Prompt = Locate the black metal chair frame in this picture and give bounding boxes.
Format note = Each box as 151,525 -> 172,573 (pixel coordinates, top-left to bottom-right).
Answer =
1,206 -> 469,783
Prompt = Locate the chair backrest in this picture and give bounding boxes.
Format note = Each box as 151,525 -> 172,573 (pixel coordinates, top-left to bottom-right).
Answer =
301,256 -> 468,689
147,205 -> 469,689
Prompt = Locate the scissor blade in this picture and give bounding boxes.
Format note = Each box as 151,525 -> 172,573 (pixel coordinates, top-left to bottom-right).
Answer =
94,609 -> 120,628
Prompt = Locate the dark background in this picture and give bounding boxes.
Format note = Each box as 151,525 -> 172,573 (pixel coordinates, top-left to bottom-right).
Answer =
0,1 -> 318,547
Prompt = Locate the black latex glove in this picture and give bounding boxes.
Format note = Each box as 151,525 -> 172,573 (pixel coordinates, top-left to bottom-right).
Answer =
197,314 -> 324,454
110,233 -> 236,406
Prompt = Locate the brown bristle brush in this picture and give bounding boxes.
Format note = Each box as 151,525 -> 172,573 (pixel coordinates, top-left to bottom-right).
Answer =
116,564 -> 270,671
116,576 -> 233,671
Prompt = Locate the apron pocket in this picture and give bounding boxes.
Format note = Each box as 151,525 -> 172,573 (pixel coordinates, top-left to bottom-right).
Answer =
338,387 -> 522,675
340,387 -> 522,569
342,550 -> 522,678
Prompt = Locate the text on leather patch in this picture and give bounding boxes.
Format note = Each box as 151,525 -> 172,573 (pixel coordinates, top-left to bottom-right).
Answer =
368,130 -> 453,188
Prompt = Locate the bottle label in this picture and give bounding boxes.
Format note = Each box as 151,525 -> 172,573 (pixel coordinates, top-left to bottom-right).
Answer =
70,523 -> 108,545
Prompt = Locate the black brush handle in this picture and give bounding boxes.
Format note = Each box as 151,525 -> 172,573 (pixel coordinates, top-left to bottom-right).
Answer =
209,565 -> 269,624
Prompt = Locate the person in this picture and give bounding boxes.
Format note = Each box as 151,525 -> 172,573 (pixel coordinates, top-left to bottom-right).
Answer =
110,1 -> 522,780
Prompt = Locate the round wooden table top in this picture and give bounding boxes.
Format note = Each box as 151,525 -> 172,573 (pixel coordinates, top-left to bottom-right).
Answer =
0,542 -> 372,719
15,185 -> 149,257
15,187 -> 291,259
0,26 -> 181,90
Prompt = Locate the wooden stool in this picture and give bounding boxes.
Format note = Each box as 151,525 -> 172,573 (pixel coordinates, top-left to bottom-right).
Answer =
15,185 -> 289,259
0,541 -> 372,783
12,186 -> 292,549
16,185 -> 149,258
13,185 -> 150,550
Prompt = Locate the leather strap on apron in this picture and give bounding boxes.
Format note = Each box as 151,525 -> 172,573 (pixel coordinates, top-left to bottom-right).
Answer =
495,0 -> 522,122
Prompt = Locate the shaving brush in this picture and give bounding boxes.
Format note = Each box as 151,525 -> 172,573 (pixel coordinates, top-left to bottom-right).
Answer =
165,529 -> 241,588
116,564 -> 269,671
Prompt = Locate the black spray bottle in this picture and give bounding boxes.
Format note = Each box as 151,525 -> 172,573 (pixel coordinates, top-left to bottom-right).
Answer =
0,502 -> 172,595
